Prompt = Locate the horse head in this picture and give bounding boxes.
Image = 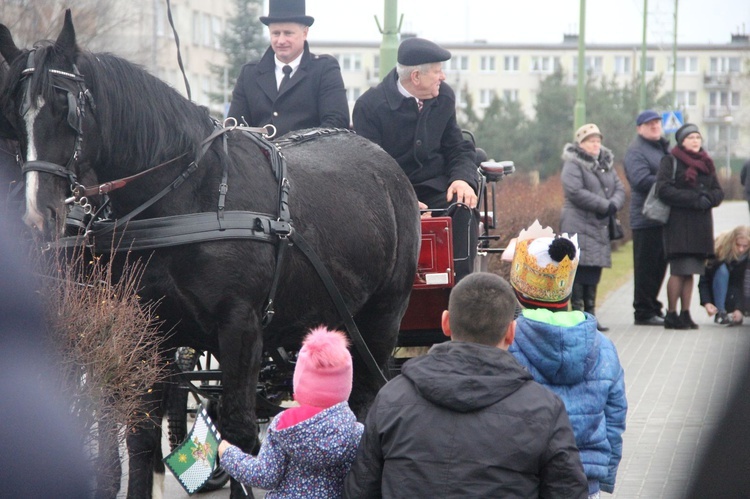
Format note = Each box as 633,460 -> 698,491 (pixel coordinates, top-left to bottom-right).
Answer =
0,11 -> 99,241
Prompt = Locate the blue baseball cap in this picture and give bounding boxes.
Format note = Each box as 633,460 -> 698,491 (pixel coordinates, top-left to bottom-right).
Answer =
636,110 -> 661,126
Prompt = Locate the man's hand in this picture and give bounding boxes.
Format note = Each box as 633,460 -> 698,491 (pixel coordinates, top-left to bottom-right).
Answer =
418,201 -> 432,219
446,180 -> 477,209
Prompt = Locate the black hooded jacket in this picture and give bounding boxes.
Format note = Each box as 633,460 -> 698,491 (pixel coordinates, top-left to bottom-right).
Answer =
343,341 -> 588,498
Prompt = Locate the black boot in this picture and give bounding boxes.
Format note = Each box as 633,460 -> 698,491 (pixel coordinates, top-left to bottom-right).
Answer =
664,311 -> 689,329
583,284 -> 609,332
570,283 -> 584,312
679,310 -> 699,329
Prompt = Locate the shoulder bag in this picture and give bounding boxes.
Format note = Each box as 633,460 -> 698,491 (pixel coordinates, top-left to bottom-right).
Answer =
642,156 -> 677,224
608,213 -> 624,240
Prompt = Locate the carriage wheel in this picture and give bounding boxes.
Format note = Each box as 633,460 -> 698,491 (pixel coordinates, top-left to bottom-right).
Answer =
167,347 -> 230,492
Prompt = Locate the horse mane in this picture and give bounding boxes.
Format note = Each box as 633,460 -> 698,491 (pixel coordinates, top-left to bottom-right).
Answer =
3,40 -> 215,173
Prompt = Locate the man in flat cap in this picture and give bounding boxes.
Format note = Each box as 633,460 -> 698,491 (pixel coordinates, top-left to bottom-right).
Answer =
353,37 -> 478,281
624,110 -> 670,326
228,0 -> 349,137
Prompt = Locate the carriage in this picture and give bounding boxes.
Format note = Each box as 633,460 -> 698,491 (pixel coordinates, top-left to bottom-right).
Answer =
0,10 -> 513,498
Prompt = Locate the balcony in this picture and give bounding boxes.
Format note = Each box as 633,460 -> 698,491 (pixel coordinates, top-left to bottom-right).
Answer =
703,73 -> 732,89
703,106 -> 736,123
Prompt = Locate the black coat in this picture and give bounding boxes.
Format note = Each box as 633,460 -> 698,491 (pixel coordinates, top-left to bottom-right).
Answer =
656,153 -> 724,259
698,256 -> 749,312
352,69 -> 477,202
343,341 -> 588,498
227,43 -> 349,137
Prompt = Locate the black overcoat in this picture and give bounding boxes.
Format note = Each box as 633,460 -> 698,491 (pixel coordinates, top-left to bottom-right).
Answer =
228,43 -> 349,137
656,152 -> 724,259
352,69 -> 477,202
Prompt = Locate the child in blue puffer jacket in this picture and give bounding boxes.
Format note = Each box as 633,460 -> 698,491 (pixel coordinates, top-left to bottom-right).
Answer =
503,221 -> 627,499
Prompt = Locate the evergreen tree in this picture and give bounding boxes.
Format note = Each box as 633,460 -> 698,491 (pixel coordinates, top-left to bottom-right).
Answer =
208,0 -> 267,108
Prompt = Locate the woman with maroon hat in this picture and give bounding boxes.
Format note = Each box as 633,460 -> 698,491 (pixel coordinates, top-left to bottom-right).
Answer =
657,123 -> 724,329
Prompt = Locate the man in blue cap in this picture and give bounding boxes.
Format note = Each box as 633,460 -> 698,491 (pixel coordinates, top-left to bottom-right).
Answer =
624,110 -> 670,325
228,0 -> 349,136
353,37 -> 478,281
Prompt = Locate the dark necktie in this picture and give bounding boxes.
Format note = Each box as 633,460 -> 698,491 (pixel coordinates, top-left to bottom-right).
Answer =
279,65 -> 292,93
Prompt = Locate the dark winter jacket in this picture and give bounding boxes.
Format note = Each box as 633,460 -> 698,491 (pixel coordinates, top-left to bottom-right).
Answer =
352,69 -> 477,201
343,341 -> 588,499
741,161 -> 750,201
509,310 -> 627,495
624,134 -> 670,229
560,143 -> 626,268
222,402 -> 363,498
656,152 -> 724,259
228,42 -> 350,137
698,255 -> 749,312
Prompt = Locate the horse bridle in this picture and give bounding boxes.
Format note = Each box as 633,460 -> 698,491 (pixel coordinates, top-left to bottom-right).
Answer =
18,49 -> 95,206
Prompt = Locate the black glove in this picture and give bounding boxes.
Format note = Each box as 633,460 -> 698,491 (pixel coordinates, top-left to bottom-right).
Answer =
698,196 -> 712,210
597,202 -> 617,219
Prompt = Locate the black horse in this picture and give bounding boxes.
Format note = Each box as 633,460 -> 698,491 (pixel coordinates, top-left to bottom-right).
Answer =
0,11 -> 420,499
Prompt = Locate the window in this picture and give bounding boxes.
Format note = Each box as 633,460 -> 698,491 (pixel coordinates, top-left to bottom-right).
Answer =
530,56 -> 559,73
445,55 -> 469,72
614,56 -> 631,75
710,57 -> 741,74
212,16 -> 222,50
644,56 -> 655,73
571,56 -> 603,76
373,55 -> 380,79
454,87 -> 466,107
334,54 -> 362,72
479,89 -> 496,107
672,56 -> 698,73
346,87 -> 361,103
503,89 -> 519,102
709,91 -> 741,108
675,91 -> 697,108
480,55 -> 496,72
504,55 -> 519,72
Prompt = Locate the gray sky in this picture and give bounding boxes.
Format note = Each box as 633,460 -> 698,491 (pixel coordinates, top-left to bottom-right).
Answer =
303,0 -> 749,46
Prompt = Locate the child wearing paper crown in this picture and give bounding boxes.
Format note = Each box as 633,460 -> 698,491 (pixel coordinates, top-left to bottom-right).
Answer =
218,327 -> 363,498
503,221 -> 628,499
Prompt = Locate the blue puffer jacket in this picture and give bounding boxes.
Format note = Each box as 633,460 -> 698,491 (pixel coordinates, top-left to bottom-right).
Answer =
509,310 -> 627,495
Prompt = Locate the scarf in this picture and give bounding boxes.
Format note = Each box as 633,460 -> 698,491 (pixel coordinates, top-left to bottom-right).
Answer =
671,145 -> 715,186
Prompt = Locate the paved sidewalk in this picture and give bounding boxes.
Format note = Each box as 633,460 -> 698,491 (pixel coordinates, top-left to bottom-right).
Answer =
602,200 -> 750,498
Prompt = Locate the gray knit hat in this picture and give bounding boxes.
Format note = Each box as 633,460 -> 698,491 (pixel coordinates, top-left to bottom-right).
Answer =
675,123 -> 700,145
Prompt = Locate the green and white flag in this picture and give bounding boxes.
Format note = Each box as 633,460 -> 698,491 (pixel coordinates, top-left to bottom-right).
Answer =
163,405 -> 221,495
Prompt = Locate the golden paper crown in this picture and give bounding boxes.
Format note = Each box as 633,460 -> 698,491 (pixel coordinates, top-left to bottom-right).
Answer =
502,220 -> 579,306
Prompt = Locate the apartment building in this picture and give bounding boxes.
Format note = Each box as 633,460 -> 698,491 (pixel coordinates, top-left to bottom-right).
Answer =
315,34 -> 750,159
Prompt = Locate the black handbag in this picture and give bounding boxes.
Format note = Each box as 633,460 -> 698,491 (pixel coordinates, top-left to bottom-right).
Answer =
608,213 -> 624,241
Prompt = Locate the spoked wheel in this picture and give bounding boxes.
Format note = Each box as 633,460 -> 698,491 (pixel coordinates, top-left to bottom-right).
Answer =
167,347 -> 230,492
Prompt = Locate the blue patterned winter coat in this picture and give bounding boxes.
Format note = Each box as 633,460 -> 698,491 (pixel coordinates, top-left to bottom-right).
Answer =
221,402 -> 363,498
509,310 -> 627,495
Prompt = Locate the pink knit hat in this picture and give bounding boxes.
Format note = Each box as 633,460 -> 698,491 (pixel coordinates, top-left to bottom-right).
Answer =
293,327 -> 353,408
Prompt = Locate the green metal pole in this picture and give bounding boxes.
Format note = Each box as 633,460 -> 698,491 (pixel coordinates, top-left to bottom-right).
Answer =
639,0 -> 648,109
672,0 -> 678,107
573,0 -> 586,131
378,0 -> 400,77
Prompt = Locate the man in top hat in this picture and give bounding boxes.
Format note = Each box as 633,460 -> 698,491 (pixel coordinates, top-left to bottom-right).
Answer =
227,0 -> 349,137
624,110 -> 670,326
352,37 -> 478,282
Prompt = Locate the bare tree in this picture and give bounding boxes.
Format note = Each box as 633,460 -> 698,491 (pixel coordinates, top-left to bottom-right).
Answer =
0,0 -> 138,50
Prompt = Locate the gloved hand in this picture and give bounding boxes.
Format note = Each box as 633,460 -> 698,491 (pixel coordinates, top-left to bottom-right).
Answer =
698,196 -> 712,210
597,202 -> 617,219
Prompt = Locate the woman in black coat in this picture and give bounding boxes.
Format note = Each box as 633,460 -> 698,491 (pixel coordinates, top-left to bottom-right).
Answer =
656,123 -> 724,329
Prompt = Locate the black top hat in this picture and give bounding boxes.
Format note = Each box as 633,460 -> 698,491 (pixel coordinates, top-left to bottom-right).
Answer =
260,0 -> 314,26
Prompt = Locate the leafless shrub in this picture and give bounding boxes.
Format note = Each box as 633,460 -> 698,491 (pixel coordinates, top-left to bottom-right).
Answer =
37,244 -> 167,486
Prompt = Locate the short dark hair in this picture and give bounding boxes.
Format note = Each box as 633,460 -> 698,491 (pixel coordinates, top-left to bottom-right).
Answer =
448,273 -> 517,346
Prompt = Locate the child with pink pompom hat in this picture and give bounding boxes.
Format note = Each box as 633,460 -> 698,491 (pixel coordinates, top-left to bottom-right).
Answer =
218,326 -> 362,498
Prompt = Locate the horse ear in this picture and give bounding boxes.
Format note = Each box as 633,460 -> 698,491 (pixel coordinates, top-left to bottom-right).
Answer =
54,9 -> 78,61
0,24 -> 22,64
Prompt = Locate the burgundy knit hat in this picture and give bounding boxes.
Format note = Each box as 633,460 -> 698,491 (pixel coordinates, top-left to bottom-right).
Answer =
293,327 -> 353,408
